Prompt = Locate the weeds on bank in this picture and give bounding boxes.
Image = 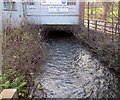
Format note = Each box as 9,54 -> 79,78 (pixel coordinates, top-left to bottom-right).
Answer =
75,26 -> 119,73
2,24 -> 45,98
1,69 -> 27,97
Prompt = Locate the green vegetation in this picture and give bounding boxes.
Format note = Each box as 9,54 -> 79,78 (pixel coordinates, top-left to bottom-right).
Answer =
84,7 -> 118,22
0,67 -> 28,97
1,69 -> 27,95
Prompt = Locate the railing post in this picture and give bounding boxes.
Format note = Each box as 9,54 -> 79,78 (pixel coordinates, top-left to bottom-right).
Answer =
87,2 -> 90,38
104,22 -> 106,33
95,20 -> 97,30
115,23 -> 118,34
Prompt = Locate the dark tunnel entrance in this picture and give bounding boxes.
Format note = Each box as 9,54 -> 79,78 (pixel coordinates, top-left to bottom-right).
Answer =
47,30 -> 73,39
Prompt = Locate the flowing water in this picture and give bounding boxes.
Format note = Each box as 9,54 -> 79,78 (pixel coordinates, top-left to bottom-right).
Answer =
36,32 -> 120,98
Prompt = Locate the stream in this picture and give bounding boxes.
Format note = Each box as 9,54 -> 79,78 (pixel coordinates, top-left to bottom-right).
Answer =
36,32 -> 120,98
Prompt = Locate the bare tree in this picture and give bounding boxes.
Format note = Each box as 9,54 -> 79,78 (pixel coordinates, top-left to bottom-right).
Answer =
102,2 -> 112,20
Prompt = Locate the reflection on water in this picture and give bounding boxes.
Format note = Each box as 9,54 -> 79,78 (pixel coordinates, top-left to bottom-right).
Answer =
36,35 -> 120,98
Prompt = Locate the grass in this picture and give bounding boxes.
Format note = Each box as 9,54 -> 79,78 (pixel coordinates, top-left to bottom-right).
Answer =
1,69 -> 28,97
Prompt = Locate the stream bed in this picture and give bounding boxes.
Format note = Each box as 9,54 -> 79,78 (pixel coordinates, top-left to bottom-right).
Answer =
36,34 -> 120,98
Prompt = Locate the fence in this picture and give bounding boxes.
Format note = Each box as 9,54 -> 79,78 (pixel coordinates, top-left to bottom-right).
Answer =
84,19 -> 119,34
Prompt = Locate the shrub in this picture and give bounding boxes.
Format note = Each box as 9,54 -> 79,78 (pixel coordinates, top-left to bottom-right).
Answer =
3,24 -> 45,74
2,24 -> 45,98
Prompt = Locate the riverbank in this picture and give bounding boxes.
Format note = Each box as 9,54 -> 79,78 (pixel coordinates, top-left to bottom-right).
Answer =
75,26 -> 120,77
2,24 -> 46,98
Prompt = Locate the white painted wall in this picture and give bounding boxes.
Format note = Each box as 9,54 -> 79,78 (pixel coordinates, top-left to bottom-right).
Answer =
2,0 -> 24,29
2,0 -> 80,27
27,0 -> 80,25
28,16 -> 79,25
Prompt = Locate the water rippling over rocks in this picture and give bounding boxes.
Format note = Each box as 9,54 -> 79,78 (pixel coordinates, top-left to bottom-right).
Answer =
36,36 -> 120,98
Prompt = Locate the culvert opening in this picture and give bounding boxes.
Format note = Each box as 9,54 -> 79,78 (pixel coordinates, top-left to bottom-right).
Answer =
47,30 -> 73,39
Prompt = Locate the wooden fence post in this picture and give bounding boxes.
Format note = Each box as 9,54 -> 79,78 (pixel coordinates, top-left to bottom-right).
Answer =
87,2 -> 90,38
95,20 -> 97,30
115,23 -> 118,34
104,22 -> 106,33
